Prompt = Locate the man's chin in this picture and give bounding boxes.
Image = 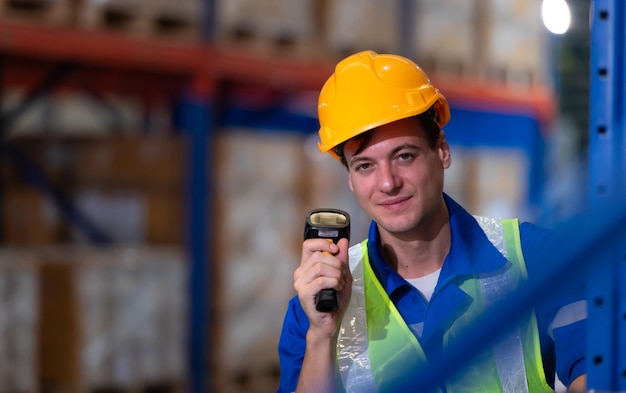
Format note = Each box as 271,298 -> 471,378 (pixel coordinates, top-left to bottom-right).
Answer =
377,219 -> 416,237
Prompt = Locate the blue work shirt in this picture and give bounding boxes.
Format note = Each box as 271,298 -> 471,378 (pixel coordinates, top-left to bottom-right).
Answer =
277,195 -> 586,392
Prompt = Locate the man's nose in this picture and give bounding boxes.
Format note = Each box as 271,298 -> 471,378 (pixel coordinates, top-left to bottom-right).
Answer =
377,163 -> 400,192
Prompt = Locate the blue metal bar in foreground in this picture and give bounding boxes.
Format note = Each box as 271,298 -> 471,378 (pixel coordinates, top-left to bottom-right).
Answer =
408,0 -> 626,389
587,0 -> 626,390
179,92 -> 212,393
407,200 -> 626,392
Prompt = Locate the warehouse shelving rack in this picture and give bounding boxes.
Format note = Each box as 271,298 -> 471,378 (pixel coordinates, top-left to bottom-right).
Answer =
0,19 -> 215,393
0,6 -> 595,392
586,0 -> 626,390
0,18 -> 338,393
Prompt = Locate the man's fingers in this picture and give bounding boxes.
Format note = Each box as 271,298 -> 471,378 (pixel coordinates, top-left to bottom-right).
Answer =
301,238 -> 339,261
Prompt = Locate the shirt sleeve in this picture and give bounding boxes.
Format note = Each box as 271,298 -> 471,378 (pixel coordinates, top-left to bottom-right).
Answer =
277,296 -> 309,393
519,222 -> 587,387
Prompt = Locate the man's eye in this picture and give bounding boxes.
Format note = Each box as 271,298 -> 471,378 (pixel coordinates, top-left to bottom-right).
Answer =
398,153 -> 413,161
356,163 -> 371,171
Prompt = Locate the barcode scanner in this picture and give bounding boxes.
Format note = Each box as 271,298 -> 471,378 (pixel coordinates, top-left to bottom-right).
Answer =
304,208 -> 351,312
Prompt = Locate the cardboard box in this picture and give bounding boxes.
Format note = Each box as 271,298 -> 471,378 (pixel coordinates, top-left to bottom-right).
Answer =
444,147 -> 529,218
216,0 -> 318,58
78,0 -> 202,41
0,249 -> 39,393
213,130 -> 305,391
326,0 -> 401,58
413,0 -> 478,76
74,136 -> 185,190
37,246 -> 188,391
0,0 -> 75,26
2,187 -> 60,246
1,136 -> 187,246
483,0 -> 546,86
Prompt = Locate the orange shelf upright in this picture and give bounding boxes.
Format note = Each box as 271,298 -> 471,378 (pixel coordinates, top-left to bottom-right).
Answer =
0,20 -> 555,124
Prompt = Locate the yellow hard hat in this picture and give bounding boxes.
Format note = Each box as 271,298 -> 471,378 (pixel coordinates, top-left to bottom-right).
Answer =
317,50 -> 450,160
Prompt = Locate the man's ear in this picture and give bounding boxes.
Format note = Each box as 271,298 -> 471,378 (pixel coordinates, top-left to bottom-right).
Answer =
348,172 -> 355,192
439,132 -> 451,169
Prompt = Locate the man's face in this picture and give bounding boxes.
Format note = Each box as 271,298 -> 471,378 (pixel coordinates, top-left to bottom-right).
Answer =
343,117 -> 451,238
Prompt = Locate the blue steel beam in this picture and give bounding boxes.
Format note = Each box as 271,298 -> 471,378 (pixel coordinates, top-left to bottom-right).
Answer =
201,0 -> 217,42
398,0 -> 415,58
0,143 -> 113,244
0,61 -> 77,134
0,60 -> 112,244
588,0 -> 626,390
179,92 -> 212,393
411,1 -> 626,390
410,199 -> 626,392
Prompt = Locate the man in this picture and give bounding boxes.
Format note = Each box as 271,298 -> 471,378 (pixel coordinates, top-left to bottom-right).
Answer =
277,51 -> 586,393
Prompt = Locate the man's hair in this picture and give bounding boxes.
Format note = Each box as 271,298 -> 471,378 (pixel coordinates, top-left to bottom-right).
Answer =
335,110 -> 442,168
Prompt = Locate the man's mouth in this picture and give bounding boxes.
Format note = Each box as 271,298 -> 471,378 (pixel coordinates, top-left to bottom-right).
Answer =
379,197 -> 410,210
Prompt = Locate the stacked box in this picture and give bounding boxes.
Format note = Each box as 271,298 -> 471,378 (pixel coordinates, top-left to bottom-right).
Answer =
1,187 -> 59,246
38,246 -> 187,391
0,0 -> 75,26
444,147 -> 529,219
78,0 -> 202,41
213,130 -> 305,392
72,136 -> 186,245
216,0 -> 318,58
1,135 -> 186,246
326,0 -> 400,58
484,0 -> 546,86
0,250 -> 39,393
413,0 -> 478,77
144,0 -> 202,40
301,134 -> 370,244
3,91 -> 145,137
72,136 -> 185,190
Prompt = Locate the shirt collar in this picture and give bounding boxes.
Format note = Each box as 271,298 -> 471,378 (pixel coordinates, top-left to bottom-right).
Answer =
367,193 -> 509,295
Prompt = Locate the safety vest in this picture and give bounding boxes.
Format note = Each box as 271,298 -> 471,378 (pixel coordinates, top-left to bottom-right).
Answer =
336,217 -> 553,393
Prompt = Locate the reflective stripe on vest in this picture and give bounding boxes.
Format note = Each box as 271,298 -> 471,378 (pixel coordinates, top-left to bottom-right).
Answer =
336,217 -> 552,393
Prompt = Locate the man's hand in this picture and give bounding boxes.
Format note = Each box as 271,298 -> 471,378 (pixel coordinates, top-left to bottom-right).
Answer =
293,237 -> 351,393
294,237 -> 351,337
568,374 -> 586,392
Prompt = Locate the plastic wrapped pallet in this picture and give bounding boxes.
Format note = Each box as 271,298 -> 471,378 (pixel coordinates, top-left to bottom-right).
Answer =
443,147 -> 529,219
0,0 -> 74,26
326,0 -> 400,58
38,246 -> 187,391
302,134 -> 370,245
485,0 -> 546,86
216,0 -> 317,57
79,0 -> 201,40
1,135 -> 186,246
2,187 -> 59,245
214,130 -> 305,392
0,249 -> 39,393
413,0 -> 478,77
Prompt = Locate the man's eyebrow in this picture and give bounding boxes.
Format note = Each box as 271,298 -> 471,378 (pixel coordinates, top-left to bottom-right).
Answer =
347,155 -> 369,168
390,143 -> 420,155
347,143 -> 420,167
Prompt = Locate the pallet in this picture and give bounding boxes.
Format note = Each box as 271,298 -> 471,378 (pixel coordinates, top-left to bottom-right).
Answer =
215,0 -> 320,59
217,27 -> 319,59
0,0 -> 75,26
78,0 -> 201,41
40,381 -> 186,393
0,250 -> 39,393
418,55 -> 479,81
214,365 -> 280,393
480,64 -> 543,89
482,0 -> 546,88
325,0 -> 400,60
419,55 -> 543,90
